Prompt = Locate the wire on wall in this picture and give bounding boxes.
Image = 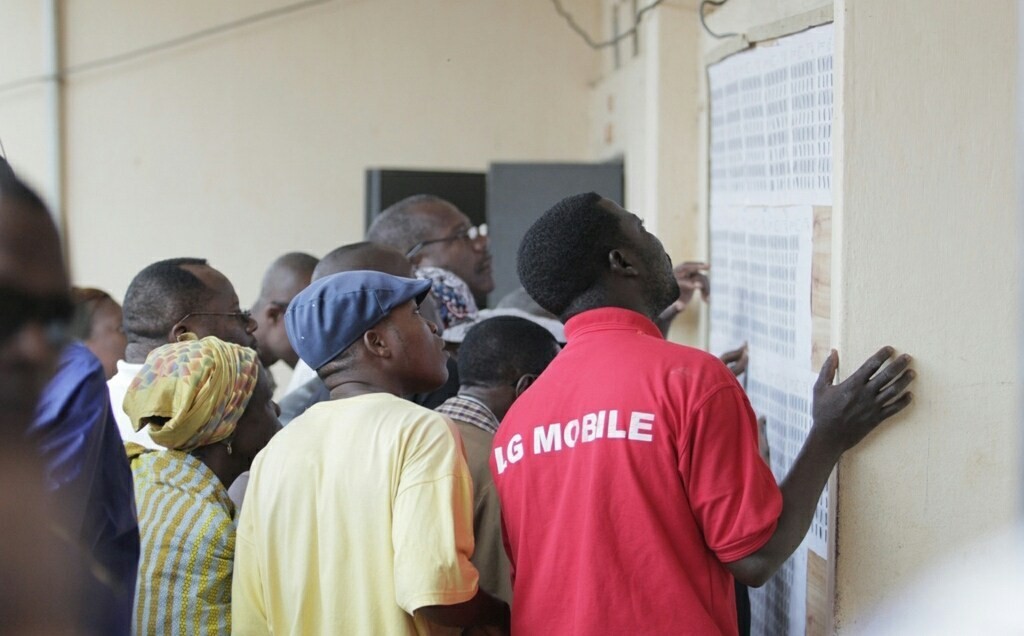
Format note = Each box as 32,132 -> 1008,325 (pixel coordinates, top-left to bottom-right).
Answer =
0,0 -> 334,96
699,0 -> 738,40
551,0 -> 666,50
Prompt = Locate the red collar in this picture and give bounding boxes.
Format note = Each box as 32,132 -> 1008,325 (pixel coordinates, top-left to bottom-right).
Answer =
564,307 -> 663,341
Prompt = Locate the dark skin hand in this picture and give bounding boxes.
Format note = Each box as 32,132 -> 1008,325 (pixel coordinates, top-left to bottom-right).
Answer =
656,262 -> 712,337
652,261 -> 749,378
725,346 -> 915,587
657,262 -> 710,324
720,343 -> 749,377
756,415 -> 770,464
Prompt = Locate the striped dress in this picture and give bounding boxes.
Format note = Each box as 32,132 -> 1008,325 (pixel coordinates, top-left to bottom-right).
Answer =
131,450 -> 236,635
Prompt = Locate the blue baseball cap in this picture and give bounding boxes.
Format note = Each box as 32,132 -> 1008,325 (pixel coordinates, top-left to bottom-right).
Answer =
285,270 -> 433,370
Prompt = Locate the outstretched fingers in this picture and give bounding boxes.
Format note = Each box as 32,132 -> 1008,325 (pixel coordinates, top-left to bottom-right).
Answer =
848,346 -> 896,385
866,352 -> 913,392
879,392 -> 914,419
811,346 -> 916,452
875,367 -> 916,406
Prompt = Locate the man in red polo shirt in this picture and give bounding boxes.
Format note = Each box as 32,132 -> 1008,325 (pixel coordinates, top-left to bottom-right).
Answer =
491,192 -> 916,635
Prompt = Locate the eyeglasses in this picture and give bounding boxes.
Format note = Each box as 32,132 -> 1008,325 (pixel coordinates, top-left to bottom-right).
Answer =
406,224 -> 488,259
0,287 -> 73,343
176,309 -> 253,326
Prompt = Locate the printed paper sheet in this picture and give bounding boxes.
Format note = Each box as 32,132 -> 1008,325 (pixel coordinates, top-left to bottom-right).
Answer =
707,22 -> 834,636
709,24 -> 834,207
708,205 -> 814,367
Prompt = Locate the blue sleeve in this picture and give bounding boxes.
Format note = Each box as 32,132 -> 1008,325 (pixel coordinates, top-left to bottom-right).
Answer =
28,343 -> 140,636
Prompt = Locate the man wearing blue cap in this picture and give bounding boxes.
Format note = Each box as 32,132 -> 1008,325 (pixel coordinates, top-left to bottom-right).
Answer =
232,270 -> 510,635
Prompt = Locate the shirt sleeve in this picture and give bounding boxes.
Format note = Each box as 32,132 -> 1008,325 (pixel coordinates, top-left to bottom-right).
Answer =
472,479 -> 513,603
392,418 -> 480,614
678,384 -> 783,564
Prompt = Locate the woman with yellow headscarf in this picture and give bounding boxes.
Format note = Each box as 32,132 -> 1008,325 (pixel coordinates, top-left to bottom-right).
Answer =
124,334 -> 280,636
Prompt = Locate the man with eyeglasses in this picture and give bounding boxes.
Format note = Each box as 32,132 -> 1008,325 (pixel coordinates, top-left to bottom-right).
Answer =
250,252 -> 318,377
109,257 -> 258,449
366,194 -> 494,307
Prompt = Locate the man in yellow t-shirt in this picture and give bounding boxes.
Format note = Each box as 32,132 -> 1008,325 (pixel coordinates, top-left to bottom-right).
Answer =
232,270 -> 509,635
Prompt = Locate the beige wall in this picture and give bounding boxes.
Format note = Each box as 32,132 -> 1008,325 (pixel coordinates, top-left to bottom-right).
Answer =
0,1 -> 57,212
833,0 -> 1019,628
590,0 -> 704,345
693,0 -> 1020,632
0,0 -> 602,305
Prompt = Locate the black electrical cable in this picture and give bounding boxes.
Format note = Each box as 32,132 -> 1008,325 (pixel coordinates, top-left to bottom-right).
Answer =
699,0 -> 738,40
551,0 -> 666,50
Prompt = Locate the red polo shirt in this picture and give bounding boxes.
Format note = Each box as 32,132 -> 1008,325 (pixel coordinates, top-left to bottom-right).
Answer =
491,308 -> 782,635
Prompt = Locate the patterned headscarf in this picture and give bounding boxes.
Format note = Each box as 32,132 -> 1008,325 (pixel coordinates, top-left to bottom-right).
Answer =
123,334 -> 260,452
415,266 -> 479,332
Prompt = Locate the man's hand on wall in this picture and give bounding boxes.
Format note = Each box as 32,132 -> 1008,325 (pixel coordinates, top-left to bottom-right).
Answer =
811,347 -> 915,455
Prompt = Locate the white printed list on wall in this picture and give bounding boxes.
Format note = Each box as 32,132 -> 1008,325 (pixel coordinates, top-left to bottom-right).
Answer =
708,205 -> 813,366
707,21 -> 834,636
709,23 -> 834,207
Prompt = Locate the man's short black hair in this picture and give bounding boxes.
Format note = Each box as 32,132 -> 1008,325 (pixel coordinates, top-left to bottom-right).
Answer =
254,252 -> 318,305
517,192 -> 627,320
458,316 -> 559,388
121,258 -> 210,342
365,194 -> 451,254
270,252 -> 318,281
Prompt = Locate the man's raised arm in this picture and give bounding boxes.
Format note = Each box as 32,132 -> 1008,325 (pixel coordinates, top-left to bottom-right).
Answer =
726,346 -> 915,586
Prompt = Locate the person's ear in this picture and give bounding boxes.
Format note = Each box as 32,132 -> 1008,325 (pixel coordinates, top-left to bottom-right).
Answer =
608,248 -> 639,277
362,328 -> 391,359
169,320 -> 191,342
514,374 -> 538,398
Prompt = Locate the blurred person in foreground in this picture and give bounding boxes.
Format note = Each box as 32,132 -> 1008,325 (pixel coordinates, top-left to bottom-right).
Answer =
124,335 -> 280,635
0,156 -> 83,632
31,341 -> 140,635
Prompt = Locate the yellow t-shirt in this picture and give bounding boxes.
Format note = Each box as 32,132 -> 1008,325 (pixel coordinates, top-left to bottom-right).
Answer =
232,393 -> 479,635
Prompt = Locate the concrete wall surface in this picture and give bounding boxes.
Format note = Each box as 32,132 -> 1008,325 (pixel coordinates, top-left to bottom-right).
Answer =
590,0 -> 705,345
696,0 -> 1019,631
833,0 -> 1019,629
0,0 -> 601,304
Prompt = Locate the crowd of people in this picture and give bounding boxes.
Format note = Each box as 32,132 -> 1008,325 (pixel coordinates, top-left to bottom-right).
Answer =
0,156 -> 915,635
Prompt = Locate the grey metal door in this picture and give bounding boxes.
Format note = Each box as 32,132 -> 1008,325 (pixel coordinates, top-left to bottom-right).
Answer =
486,161 -> 624,305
